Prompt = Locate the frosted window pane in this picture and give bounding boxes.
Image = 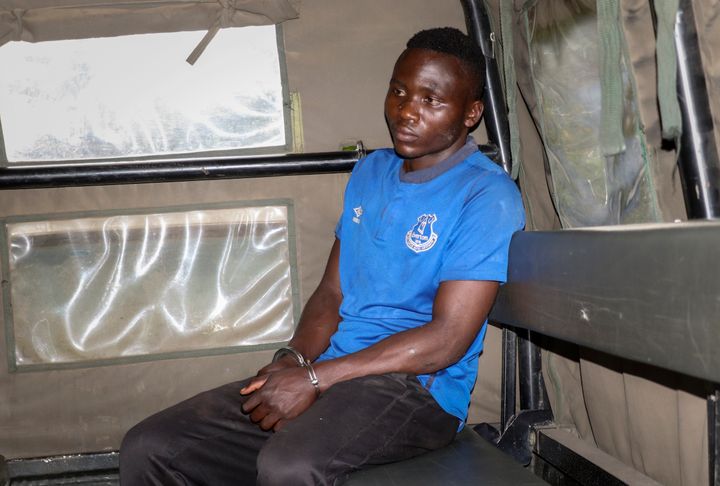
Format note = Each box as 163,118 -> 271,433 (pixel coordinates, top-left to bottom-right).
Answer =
0,26 -> 286,163
4,205 -> 297,368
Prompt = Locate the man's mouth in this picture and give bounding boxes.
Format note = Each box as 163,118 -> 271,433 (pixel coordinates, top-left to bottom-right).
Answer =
392,125 -> 418,143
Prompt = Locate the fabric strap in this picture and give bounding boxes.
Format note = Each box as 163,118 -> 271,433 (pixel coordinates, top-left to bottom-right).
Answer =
653,0 -> 682,140
597,0 -> 626,156
0,0 -> 300,64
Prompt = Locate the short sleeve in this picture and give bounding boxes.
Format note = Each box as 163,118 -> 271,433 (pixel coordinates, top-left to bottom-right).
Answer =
439,175 -> 525,283
334,155 -> 370,240
335,216 -> 343,239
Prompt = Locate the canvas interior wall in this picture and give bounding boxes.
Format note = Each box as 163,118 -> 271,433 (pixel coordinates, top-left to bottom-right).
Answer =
0,0 -> 506,459
483,1 -> 717,484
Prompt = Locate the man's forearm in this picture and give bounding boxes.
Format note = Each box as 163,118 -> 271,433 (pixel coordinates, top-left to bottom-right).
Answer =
252,282 -> 341,377
285,238 -> 342,362
313,280 -> 498,392
312,318 -> 467,391
288,284 -> 342,362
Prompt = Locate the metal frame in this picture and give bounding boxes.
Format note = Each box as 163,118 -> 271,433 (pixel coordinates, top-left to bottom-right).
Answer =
0,143 -> 502,191
710,389 -> 720,486
490,223 -> 720,384
0,149 -> 363,190
461,0 -> 512,175
488,224 -> 720,484
488,324 -> 552,466
534,429 -> 662,486
674,0 -> 720,219
3,452 -> 118,485
499,327 -> 517,432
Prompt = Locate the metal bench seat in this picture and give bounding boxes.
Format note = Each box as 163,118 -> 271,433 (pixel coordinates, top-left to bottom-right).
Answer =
341,428 -> 546,485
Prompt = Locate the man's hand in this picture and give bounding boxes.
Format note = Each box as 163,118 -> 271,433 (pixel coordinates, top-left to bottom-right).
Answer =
254,354 -> 298,378
237,355 -> 298,397
237,239 -> 341,431
240,367 -> 318,431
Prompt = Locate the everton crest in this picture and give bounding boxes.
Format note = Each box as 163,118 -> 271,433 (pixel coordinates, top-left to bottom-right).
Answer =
405,213 -> 438,253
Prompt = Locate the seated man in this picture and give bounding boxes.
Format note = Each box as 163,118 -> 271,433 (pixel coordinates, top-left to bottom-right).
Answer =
119,27 -> 525,486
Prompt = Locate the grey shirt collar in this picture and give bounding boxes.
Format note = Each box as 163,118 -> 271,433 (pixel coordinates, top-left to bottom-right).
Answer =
399,136 -> 479,184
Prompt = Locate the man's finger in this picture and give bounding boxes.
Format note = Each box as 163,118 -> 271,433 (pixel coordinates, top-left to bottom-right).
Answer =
250,403 -> 270,424
260,413 -> 280,431
240,376 -> 268,395
242,393 -> 261,413
273,419 -> 286,432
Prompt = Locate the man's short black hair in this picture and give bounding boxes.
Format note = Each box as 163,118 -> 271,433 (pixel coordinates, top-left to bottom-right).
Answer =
406,27 -> 486,100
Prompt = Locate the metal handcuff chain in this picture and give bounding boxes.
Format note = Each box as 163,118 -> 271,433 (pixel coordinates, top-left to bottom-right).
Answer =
272,346 -> 321,396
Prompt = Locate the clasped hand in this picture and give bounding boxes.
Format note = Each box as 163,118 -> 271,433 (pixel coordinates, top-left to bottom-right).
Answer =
240,362 -> 318,431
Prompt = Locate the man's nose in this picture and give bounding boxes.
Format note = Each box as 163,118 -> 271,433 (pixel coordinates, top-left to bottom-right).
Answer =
398,98 -> 419,122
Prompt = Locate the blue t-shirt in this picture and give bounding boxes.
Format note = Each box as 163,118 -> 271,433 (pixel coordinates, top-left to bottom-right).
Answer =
317,140 -> 525,423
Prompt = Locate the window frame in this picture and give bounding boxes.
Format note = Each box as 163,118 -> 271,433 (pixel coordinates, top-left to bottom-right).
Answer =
1,198 -> 301,372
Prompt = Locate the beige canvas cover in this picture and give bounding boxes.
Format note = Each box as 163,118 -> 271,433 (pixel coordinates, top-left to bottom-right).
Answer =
0,0 -> 300,64
485,0 -> 718,483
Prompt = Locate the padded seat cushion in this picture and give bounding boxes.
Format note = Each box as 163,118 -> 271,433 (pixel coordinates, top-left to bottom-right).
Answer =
339,428 -> 546,485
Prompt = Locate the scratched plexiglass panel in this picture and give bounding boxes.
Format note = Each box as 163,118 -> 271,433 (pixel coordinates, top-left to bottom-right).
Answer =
0,26 -> 285,163
4,205 -> 296,368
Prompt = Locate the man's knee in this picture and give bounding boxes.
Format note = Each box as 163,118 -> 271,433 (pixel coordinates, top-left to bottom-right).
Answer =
119,415 -> 178,485
256,433 -> 332,486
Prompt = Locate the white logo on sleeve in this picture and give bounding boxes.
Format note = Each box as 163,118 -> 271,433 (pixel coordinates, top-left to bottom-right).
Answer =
405,214 -> 438,253
352,206 -> 363,224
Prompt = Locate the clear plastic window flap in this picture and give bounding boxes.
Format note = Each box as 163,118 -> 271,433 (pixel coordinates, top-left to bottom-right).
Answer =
0,26 -> 286,163
3,203 -> 297,369
527,12 -> 660,227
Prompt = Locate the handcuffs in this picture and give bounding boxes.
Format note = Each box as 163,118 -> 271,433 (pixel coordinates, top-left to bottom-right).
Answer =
272,346 -> 321,396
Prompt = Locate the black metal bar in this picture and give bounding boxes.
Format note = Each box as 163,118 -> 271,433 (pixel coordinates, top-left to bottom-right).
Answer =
0,144 -> 501,191
500,326 -> 517,433
0,150 -> 362,190
461,0 -> 513,175
536,430 -> 637,486
674,0 -> 720,219
496,328 -> 553,465
517,330 -> 548,411
710,389 -> 720,486
6,451 -> 118,480
0,455 -> 7,486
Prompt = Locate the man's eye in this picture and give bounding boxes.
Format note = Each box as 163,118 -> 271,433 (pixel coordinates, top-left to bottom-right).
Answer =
392,88 -> 405,96
424,97 -> 441,105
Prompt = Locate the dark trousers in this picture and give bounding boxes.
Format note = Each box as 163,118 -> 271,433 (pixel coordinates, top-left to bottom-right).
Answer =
119,373 -> 459,486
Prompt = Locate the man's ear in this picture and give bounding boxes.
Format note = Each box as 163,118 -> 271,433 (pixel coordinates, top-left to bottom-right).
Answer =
464,100 -> 484,128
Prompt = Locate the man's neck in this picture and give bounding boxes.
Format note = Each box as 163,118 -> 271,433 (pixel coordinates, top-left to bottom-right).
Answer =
400,136 -> 478,184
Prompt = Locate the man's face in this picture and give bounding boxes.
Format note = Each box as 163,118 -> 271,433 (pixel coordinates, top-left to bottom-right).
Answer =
384,48 -> 483,170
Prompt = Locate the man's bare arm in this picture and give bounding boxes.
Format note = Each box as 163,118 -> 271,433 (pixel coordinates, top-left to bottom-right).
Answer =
313,278 -> 499,391
242,247 -> 499,430
287,239 -> 343,361
239,239 -> 341,430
